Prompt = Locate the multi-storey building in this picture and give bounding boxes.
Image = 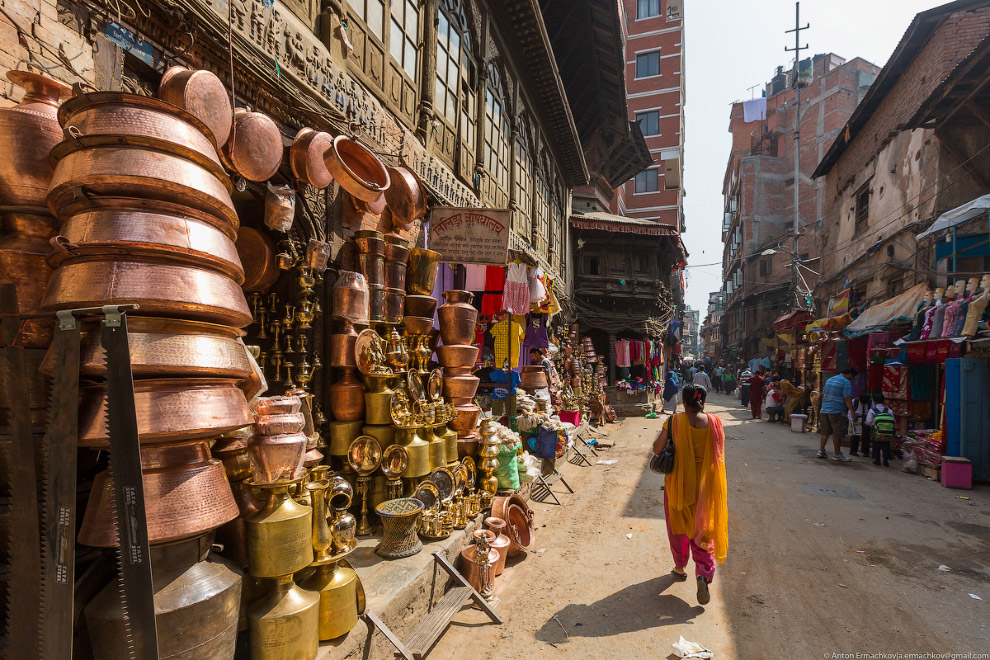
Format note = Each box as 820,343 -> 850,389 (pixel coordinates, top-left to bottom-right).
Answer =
682,305 -> 700,356
701,290 -> 724,359
720,54 -> 879,361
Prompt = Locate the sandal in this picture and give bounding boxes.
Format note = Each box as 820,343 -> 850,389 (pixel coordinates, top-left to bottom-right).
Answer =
697,576 -> 711,605
671,568 -> 688,582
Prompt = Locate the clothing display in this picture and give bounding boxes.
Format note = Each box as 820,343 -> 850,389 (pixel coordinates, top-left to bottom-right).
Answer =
529,265 -> 547,305
464,264 -> 487,291
481,265 -> 505,316
502,262 -> 530,315
491,315 -> 525,367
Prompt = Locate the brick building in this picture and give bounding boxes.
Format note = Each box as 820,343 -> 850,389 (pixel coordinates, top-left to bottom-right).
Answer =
720,54 -> 879,361
814,0 -> 990,307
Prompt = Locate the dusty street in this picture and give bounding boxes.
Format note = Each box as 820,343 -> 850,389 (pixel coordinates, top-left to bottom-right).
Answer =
428,394 -> 990,659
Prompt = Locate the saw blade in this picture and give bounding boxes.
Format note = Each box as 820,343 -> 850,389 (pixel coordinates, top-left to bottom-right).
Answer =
0,283 -> 41,659
100,306 -> 159,659
38,310 -> 82,660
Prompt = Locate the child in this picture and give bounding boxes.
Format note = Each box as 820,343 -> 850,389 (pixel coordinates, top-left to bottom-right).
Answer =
862,393 -> 890,458
869,406 -> 896,466
848,394 -> 871,456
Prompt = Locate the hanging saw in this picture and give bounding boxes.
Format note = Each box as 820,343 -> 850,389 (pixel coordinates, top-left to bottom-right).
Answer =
100,304 -> 160,659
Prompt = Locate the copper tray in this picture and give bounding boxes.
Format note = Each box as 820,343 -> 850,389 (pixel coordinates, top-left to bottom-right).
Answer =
222,108 -> 283,182
158,66 -> 232,147
78,377 -> 253,446
41,256 -> 252,327
235,226 -> 280,292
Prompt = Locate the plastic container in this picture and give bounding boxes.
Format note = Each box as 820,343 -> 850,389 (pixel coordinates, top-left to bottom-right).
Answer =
790,414 -> 807,433
941,456 -> 972,489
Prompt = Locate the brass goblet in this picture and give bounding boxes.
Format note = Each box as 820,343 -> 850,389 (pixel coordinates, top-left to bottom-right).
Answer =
347,436 -> 383,536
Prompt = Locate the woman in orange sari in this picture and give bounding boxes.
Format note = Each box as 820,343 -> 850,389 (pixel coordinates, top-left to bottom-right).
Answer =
651,384 -> 728,605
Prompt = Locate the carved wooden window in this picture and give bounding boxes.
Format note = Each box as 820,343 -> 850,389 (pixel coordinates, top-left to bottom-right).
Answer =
534,155 -> 551,258
390,0 -> 420,80
514,122 -> 534,241
349,0 -> 386,38
433,1 -> 477,182
436,10 -> 460,124
550,179 -> 565,276
483,66 -> 510,206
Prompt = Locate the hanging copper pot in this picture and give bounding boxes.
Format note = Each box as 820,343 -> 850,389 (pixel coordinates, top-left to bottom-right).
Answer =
442,374 -> 479,400
41,256 -> 252,327
289,128 -> 334,189
438,290 -> 478,346
491,493 -> 534,557
248,431 -> 307,484
324,135 -> 389,203
0,211 -> 56,348
406,248 -> 441,296
383,166 -> 425,226
0,70 -> 71,207
404,294 -> 437,318
79,440 -> 240,546
56,207 -> 244,282
437,345 -> 478,370
158,66 -> 233,147
43,316 -> 252,380
221,108 -> 283,182
56,91 -> 224,170
235,226 -> 280,293
78,378 -> 253,446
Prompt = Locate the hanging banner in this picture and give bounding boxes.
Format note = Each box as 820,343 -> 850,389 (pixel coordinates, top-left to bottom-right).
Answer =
827,289 -> 850,317
428,207 -> 511,266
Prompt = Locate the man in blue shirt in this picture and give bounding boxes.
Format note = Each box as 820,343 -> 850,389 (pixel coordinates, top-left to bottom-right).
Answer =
817,367 -> 857,462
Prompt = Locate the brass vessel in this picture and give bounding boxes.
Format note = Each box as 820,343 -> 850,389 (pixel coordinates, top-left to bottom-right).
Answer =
298,559 -> 364,641
332,271 -> 369,324
84,533 -> 242,660
436,423 -> 459,465
449,403 -> 481,436
328,367 -> 366,422
222,107 -> 283,182
363,372 -> 396,425
78,377 -> 253,446
245,480 -> 314,577
406,248 -> 441,295
395,425 -> 431,479
405,294 -> 438,318
438,290 -> 478,346
324,135 -> 389,203
374,498 -> 424,559
289,128 -> 334,189
485,517 -> 511,576
348,436 -> 382,536
249,432 -> 307,484
362,423 -> 395,451
158,66 -> 232,147
41,256 -> 252,327
247,574 -> 319,660
328,476 -> 357,554
424,425 -> 446,473
327,419 -> 364,457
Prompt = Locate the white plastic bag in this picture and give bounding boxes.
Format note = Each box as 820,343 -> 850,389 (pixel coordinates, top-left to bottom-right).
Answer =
902,446 -> 919,473
672,636 -> 713,659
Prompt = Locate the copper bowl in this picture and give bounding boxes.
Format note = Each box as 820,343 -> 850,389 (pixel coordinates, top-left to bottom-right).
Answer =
235,226 -> 280,292
56,207 -> 244,283
79,440 -> 239,547
437,345 -> 478,370
404,294 -> 437,318
47,145 -> 237,228
383,166 -> 425,226
288,128 -> 334,188
383,288 -> 405,324
248,431 -> 307,483
491,493 -> 534,556
403,316 -> 433,336
41,256 -> 252,327
78,378 -> 253,446
253,396 -> 302,415
254,412 -> 306,436
324,135 -> 389,203
222,108 -> 283,182
442,375 -> 479,400
43,316 -> 252,380
158,66 -> 233,147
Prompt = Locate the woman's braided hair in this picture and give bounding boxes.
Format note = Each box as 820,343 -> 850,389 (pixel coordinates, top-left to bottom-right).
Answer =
681,383 -> 707,411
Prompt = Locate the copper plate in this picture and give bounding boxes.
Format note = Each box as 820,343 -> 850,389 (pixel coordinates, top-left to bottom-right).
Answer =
428,467 -> 454,502
347,435 -> 383,474
56,207 -> 244,283
412,481 -> 438,510
78,377 -> 253,446
158,66 -> 232,147
354,328 -> 384,376
222,108 -> 283,182
289,128 -> 334,189
235,227 -> 280,292
380,444 -> 408,479
41,256 -> 252,327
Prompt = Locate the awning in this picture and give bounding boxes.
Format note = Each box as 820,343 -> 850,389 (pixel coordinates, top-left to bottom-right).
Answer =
570,212 -> 680,236
916,194 -> 990,240
842,283 -> 929,338
773,310 -> 814,331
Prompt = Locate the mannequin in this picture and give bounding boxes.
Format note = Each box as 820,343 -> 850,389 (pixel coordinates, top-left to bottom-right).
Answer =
908,290 -> 934,341
919,287 -> 945,339
949,277 -> 980,336
929,283 -> 956,339
941,279 -> 968,337
962,274 -> 990,337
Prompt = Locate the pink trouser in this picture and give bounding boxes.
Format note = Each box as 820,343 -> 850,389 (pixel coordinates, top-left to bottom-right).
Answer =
663,490 -> 715,581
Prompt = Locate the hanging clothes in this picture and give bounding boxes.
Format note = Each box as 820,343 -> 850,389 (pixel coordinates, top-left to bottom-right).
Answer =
523,313 -> 550,350
529,265 -> 548,307
491,314 -> 525,367
481,266 -> 505,316
503,262 -> 530,315
464,264 -> 487,291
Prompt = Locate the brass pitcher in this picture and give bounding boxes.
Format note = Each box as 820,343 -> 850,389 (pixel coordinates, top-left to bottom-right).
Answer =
245,481 -> 314,578
298,559 -> 364,641
247,574 -> 319,660
406,248 -> 441,295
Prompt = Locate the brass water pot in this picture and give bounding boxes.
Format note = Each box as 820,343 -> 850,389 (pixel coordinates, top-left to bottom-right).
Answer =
247,574 -> 319,660
298,559 -> 364,640
438,290 -> 478,346
396,426 -> 431,479
362,372 -> 396,425
327,420 -> 364,457
361,423 -> 396,450
245,481 -> 314,577
406,248 -> 441,295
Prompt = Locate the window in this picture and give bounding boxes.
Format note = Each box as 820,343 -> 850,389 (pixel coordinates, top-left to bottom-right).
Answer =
634,169 -> 659,193
635,51 -> 660,78
635,110 -> 660,136
389,0 -> 419,79
484,86 -> 510,191
855,186 -> 870,233
552,190 -> 565,275
607,251 -> 626,274
637,0 -> 661,18
349,0 -> 385,38
759,258 -> 772,276
535,163 -> 551,257
584,255 -> 600,276
514,132 -> 533,239
435,10 -> 460,123
635,253 -> 650,273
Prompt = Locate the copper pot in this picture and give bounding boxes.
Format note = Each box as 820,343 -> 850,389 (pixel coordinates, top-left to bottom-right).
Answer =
383,233 -> 410,264
248,431 -> 307,483
289,128 -> 333,188
222,108 -> 283,182
41,256 -> 252,327
449,402 -> 481,436
333,271 -> 369,324
211,432 -> 253,482
44,316 -> 252,380
406,248 -> 441,296
520,366 -> 548,390
254,412 -> 305,436
403,315 -> 433,336
235,226 -> 280,292
437,345 -> 478,370
459,532 -> 499,592
56,91 -> 224,172
457,435 -> 479,458
404,294 -> 437,318
0,212 -> 56,347
253,396 -> 302,415
384,166 -> 425,226
78,378 -> 253,446
438,290 -> 478,346
485,517 -> 511,576
355,252 -> 384,287
442,375 -> 479,400
384,260 -> 407,291
328,368 -> 365,422
56,207 -> 244,282
47,145 -> 237,228
79,440 -> 240,546
158,66 -> 233,147
368,284 -> 386,323
491,494 -> 534,556
353,229 -> 385,255
383,288 -> 405,324
324,135 -> 389,203
329,328 -> 358,368
0,70 -> 71,207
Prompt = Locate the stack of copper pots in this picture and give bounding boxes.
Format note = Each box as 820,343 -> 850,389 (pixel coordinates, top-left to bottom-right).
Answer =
353,230 -> 386,324
248,395 -> 308,484
328,271 -> 369,466
437,291 -> 481,456
520,365 -> 549,391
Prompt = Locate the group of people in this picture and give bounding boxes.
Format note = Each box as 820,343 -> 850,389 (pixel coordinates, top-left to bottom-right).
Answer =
817,367 -> 897,465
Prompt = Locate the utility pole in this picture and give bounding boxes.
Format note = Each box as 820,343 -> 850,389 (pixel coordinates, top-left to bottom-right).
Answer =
785,1 -> 809,309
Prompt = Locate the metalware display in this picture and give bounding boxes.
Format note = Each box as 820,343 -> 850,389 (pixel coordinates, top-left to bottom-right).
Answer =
78,377 -> 253,445
158,66 -> 233,147
356,251 -> 384,287
327,419 -> 364,458
289,128 -> 334,188
438,290 -> 478,346
491,493 -> 535,557
222,108 -> 283,182
78,441 -> 240,546
245,480 -> 314,577
383,166 -> 426,226
328,367 -> 366,422
236,226 -> 281,292
248,432 -> 307,483
41,256 -> 253,327
247,574 -> 319,659
0,70 -> 71,207
374,498 -> 424,559
324,135 -> 389,203
404,294 -> 438,318
381,444 -> 409,500
406,248 -> 441,295
413,481 -> 439,511
429,467 -> 454,502
460,529 -> 497,597
477,419 -> 500,510
84,533 -> 242,660
348,435 -> 382,536
0,212 -> 56,348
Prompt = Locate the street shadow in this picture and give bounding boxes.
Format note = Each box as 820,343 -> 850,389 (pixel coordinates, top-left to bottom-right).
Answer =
534,574 -> 705,643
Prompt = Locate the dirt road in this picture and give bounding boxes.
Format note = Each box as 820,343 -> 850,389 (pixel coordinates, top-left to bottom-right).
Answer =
428,394 -> 989,659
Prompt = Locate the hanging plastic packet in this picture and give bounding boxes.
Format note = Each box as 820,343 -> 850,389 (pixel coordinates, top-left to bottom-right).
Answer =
264,182 -> 296,232
305,238 -> 331,272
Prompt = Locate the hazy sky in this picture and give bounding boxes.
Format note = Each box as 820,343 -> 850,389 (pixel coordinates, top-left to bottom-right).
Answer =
681,0 -> 947,321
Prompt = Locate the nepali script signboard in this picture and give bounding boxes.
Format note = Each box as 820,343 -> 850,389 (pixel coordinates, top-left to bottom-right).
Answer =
428,207 -> 511,266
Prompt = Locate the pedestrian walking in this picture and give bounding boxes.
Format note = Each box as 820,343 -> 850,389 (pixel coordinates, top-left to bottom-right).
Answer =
747,370 -> 765,419
739,369 -> 752,407
723,370 -> 736,396
651,384 -> 728,605
817,367 -> 857,462
661,371 -> 679,413
862,394 -> 891,459
712,366 -> 724,393
848,394 -> 871,456
692,366 -> 712,390
870,404 -> 896,466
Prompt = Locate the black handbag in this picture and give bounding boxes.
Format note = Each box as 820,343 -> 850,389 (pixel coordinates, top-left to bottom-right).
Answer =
650,415 -> 676,474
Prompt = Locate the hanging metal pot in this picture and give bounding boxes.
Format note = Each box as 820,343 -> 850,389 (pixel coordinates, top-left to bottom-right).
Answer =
235,226 -> 280,293
0,211 -> 56,348
289,128 -> 334,188
324,135 -> 389,203
221,108 -> 283,182
384,165 -> 425,226
158,65 -> 233,147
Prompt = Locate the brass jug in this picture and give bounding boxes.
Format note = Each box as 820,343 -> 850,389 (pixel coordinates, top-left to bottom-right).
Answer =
436,423 -> 459,466
328,419 -> 364,457
361,423 -> 395,450
424,425 -> 446,473
363,372 -> 396,425
247,574 -> 319,660
245,481 -> 313,577
298,559 -> 364,640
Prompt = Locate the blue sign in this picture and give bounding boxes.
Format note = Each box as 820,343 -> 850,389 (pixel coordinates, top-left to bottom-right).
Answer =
105,22 -> 154,67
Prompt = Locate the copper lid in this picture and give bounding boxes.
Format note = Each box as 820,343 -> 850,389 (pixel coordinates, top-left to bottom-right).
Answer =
158,66 -> 233,147
223,108 -> 283,182
235,227 -> 279,292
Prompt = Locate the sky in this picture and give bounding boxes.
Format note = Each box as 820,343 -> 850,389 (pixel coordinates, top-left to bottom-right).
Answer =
681,0 -> 948,322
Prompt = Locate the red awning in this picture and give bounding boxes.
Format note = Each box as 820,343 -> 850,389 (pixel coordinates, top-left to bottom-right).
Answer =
773,310 -> 814,331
